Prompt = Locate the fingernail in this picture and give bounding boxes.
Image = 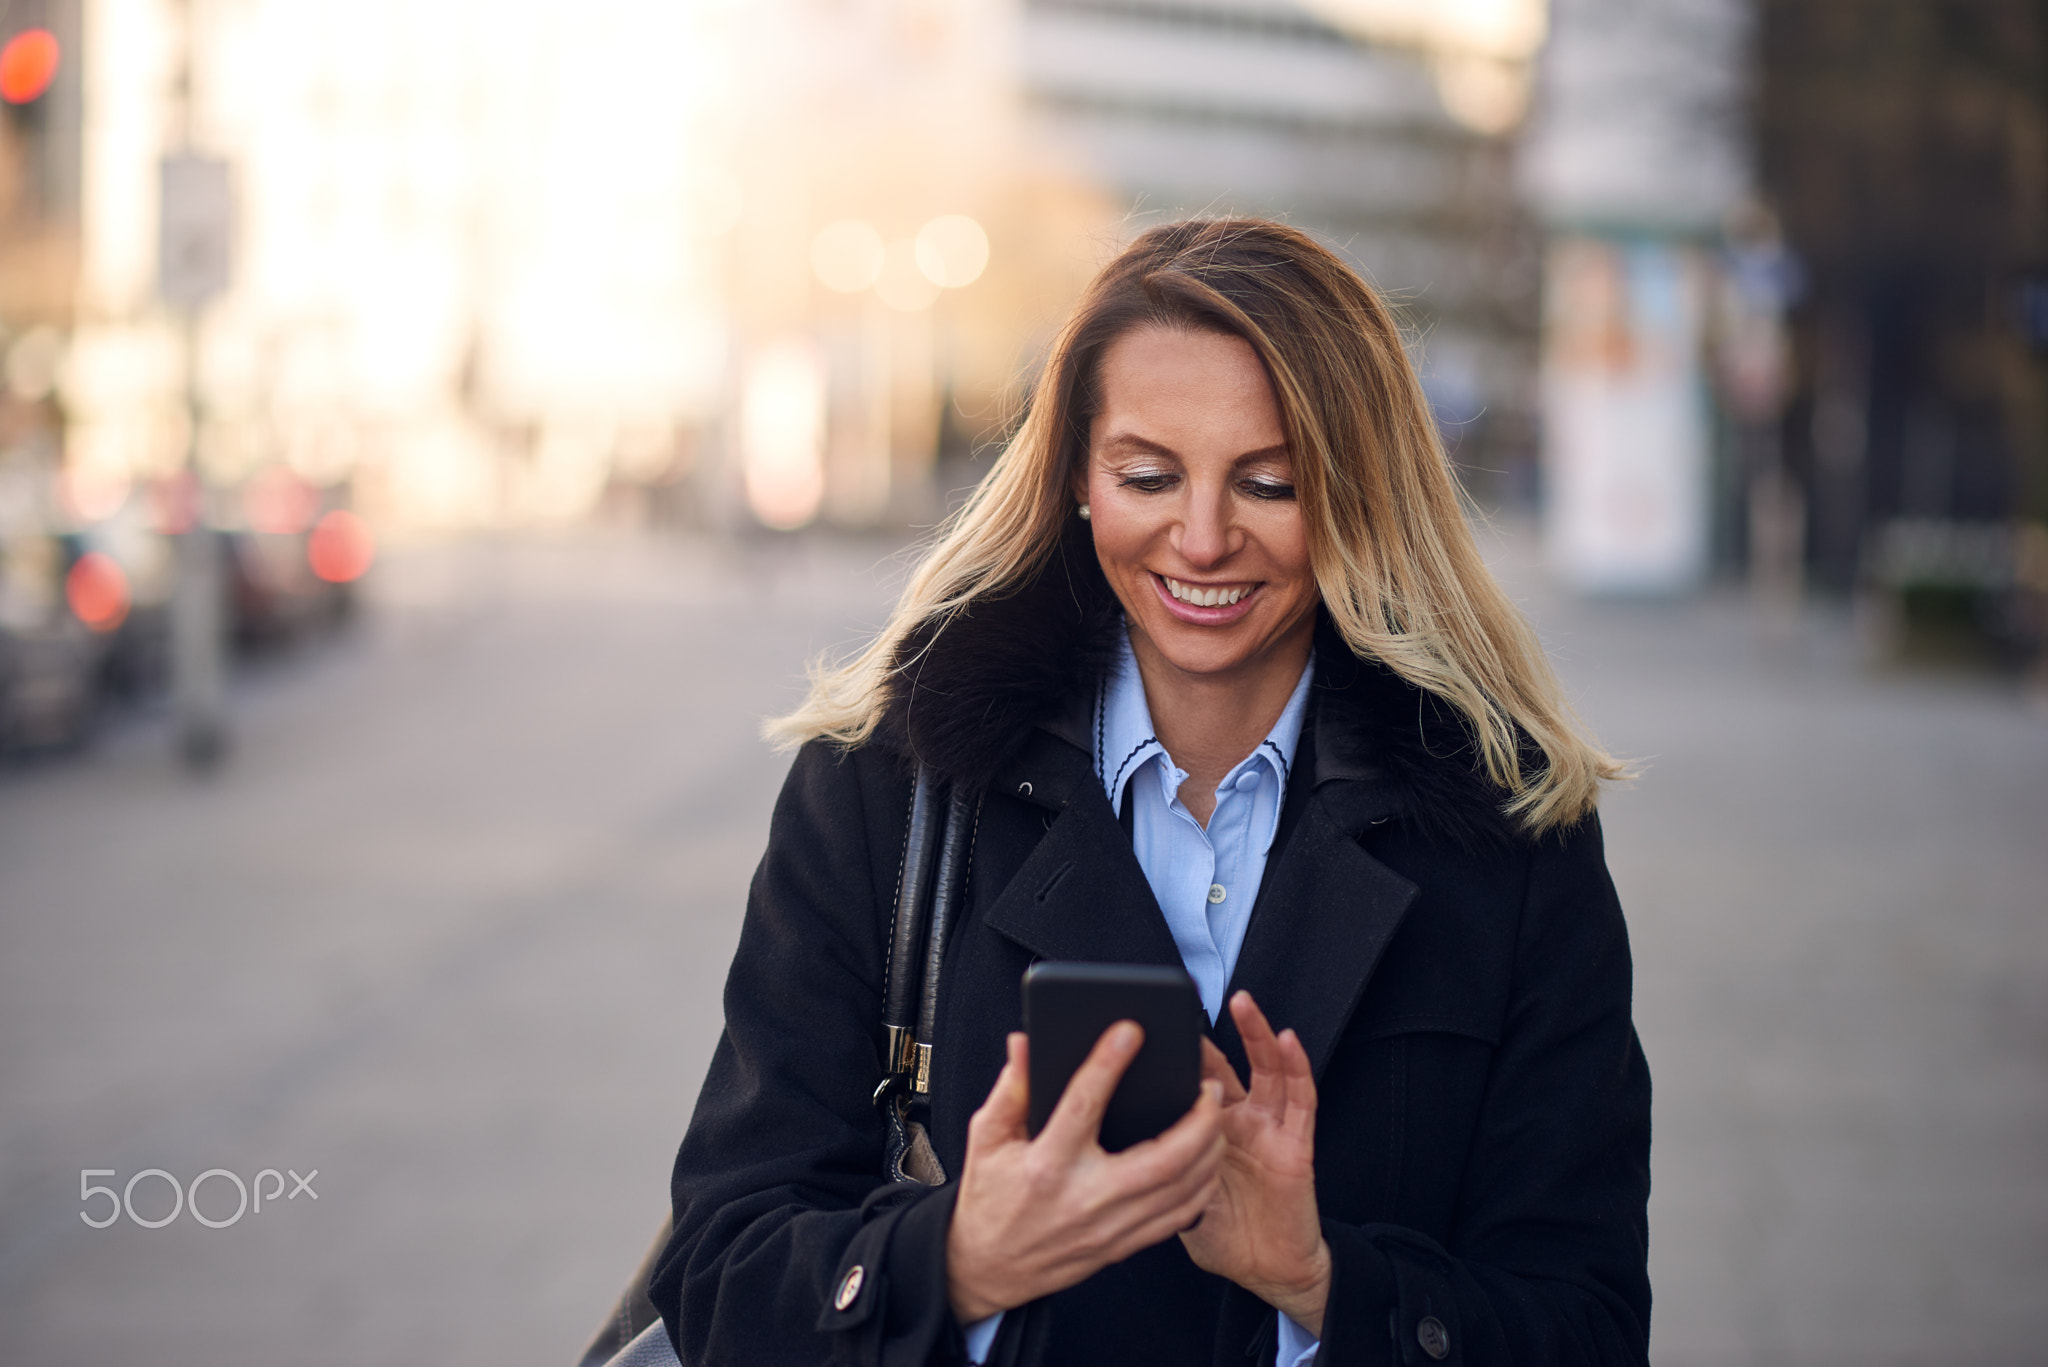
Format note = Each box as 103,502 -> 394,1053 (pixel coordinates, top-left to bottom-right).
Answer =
1114,1021 -> 1141,1050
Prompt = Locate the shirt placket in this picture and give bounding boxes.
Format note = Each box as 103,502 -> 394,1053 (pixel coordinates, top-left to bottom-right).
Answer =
1206,763 -> 1260,961
1157,756 -> 1225,1012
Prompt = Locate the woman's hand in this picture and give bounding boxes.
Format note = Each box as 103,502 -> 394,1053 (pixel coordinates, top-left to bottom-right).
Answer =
1179,991 -> 1332,1336
946,1025 -> 1226,1321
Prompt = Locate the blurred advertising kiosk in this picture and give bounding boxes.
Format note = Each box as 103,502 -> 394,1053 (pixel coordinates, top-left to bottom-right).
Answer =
1520,0 -> 1761,596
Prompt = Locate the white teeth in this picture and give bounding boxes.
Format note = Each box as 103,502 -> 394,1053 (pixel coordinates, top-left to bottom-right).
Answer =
1163,577 -> 1248,607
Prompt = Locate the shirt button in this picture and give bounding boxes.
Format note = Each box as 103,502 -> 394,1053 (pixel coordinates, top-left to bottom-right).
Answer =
1417,1315 -> 1449,1360
1234,770 -> 1260,791
1207,883 -> 1226,905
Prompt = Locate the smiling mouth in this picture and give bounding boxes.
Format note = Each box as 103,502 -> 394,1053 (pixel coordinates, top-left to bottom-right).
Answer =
1159,575 -> 1255,607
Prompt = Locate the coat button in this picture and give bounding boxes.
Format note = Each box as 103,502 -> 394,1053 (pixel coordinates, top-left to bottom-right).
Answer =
1416,1315 -> 1449,1360
833,1264 -> 864,1310
1017,781 -> 1032,797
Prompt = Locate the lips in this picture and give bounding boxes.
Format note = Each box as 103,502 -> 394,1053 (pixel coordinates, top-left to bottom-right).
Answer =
1151,572 -> 1260,625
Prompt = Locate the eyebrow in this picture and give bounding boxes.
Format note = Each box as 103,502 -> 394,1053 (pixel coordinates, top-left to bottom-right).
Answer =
1096,432 -> 1290,466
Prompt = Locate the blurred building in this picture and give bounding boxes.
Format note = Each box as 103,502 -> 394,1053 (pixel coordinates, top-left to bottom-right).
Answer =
0,0 -> 78,328
1017,0 -> 1547,496
23,0 -> 1559,547
65,0 -> 740,536
1757,0 -> 2048,664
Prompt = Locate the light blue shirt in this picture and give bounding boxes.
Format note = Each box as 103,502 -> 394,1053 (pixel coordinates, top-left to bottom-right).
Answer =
966,628 -> 1321,1367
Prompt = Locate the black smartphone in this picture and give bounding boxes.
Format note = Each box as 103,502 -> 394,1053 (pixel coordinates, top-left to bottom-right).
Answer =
1023,961 -> 1203,1152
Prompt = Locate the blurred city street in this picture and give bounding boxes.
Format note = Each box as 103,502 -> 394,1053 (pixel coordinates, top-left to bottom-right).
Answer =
0,0 -> 2042,1362
0,526 -> 2042,1367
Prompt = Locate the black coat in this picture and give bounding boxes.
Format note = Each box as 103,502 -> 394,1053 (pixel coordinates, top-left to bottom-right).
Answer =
650,539 -> 1651,1367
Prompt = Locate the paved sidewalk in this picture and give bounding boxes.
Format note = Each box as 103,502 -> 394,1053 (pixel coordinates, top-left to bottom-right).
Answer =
0,526 -> 2042,1366
1483,524 -> 2048,1366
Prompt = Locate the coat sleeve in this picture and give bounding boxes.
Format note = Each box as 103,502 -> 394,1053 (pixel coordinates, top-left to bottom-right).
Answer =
1317,813 -> 1653,1367
647,741 -> 969,1367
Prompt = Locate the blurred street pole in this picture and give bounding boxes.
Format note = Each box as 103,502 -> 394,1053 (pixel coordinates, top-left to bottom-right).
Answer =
1720,214 -> 1804,643
168,314 -> 224,768
159,0 -> 233,769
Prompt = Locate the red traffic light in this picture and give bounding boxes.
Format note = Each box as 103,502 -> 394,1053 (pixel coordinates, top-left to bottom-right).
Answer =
307,510 -> 375,584
0,29 -> 59,105
66,552 -> 131,633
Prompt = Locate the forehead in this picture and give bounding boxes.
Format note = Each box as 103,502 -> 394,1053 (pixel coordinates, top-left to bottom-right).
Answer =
1090,327 -> 1286,458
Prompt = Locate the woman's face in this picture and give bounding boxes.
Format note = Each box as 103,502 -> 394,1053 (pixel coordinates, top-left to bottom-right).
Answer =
1079,326 -> 1320,686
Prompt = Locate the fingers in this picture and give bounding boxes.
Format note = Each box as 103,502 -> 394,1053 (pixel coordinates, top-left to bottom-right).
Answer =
1097,1079 -> 1223,1207
966,1032 -> 1031,1152
1230,991 -> 1281,1114
1200,1036 -> 1248,1104
1098,1109 -> 1226,1261
1155,1078 -> 1224,1157
1276,1026 -> 1319,1138
1039,1020 -> 1143,1156
1120,1158 -> 1224,1263
1230,992 -> 1309,1119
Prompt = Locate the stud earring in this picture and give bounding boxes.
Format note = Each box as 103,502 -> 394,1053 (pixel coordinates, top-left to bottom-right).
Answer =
1077,503 -> 1091,520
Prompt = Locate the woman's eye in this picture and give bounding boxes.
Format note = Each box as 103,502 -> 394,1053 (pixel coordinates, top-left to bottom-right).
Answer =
1241,479 -> 1296,501
1117,471 -> 1178,493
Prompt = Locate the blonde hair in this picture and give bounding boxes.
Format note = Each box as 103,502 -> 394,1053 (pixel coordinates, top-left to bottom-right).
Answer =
773,219 -> 1624,833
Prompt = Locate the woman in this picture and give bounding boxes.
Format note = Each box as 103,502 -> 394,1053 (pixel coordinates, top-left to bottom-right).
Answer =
648,219 -> 1650,1366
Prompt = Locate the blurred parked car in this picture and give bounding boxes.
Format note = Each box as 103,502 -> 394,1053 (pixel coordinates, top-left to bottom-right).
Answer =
0,455 -> 374,759
225,465 -> 372,649
0,526 -> 107,751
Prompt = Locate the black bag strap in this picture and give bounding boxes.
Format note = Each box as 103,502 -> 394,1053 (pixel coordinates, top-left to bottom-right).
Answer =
875,765 -> 977,1185
881,767 -> 945,1080
915,785 -> 977,1094
578,766 -> 974,1367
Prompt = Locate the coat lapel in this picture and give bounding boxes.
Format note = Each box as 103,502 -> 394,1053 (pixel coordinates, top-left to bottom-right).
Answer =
984,710 -> 1420,1083
1214,736 -> 1420,1082
980,780 -> 1188,971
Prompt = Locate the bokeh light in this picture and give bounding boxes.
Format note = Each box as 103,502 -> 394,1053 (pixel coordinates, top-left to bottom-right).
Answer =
65,552 -> 130,632
243,466 -> 319,536
875,239 -> 940,313
913,215 -> 988,290
811,220 -> 886,294
60,465 -> 132,524
740,340 -> 827,529
306,510 -> 375,583
0,28 -> 58,105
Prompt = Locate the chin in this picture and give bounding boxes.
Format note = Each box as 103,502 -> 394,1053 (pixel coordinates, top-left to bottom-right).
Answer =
1134,615 -> 1273,678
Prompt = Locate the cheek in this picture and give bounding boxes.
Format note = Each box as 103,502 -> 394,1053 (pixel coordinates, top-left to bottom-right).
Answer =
1085,485 -> 1155,565
1256,506 -> 1313,582
1089,508 -> 1151,578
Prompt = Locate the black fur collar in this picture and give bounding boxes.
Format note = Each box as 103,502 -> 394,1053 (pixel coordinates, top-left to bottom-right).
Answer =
873,519 -> 1528,849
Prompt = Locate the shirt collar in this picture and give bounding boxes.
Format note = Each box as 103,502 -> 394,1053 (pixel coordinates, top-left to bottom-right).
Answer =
1095,626 -> 1315,815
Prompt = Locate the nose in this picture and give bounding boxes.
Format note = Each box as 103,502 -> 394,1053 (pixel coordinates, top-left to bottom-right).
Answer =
1175,483 -> 1234,569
